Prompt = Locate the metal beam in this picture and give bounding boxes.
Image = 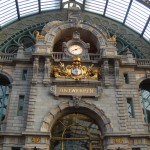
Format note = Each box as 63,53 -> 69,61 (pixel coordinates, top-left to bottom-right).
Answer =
15,0 -> 20,20
141,15 -> 150,37
103,0 -> 109,16
38,0 -> 41,13
60,0 -> 63,10
82,0 -> 86,11
123,0 -> 133,24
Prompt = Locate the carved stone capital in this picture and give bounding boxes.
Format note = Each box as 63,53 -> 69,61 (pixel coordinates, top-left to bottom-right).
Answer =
72,96 -> 82,108
50,85 -> 56,96
31,79 -> 37,85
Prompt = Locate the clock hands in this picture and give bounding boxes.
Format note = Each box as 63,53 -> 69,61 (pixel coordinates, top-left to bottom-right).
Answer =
71,48 -> 78,51
68,45 -> 82,55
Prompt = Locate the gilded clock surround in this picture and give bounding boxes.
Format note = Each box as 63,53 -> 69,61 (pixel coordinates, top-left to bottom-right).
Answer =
52,56 -> 100,80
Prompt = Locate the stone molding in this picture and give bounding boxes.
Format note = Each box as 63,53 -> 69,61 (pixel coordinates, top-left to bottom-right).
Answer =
42,21 -> 109,53
0,70 -> 13,83
40,100 -> 113,134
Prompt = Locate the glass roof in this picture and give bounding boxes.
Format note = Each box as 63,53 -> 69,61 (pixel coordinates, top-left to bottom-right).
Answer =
0,0 -> 149,42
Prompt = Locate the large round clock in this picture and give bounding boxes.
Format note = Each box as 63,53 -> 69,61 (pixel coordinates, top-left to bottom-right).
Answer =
68,44 -> 83,55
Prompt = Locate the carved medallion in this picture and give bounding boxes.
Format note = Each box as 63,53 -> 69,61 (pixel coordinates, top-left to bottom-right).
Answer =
31,137 -> 41,143
114,137 -> 123,144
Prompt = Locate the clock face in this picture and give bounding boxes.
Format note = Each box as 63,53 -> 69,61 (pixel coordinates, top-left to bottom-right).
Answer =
71,67 -> 82,75
68,45 -> 83,55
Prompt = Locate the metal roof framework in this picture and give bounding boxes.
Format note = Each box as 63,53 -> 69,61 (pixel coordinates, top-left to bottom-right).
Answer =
0,0 -> 149,42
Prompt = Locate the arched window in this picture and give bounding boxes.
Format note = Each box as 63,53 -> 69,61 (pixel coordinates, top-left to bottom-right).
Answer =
51,113 -> 103,150
0,74 -> 10,122
139,79 -> 150,124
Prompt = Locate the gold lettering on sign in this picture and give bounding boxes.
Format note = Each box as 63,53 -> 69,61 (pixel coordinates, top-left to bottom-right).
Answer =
114,137 -> 123,144
58,87 -> 95,95
31,137 -> 41,143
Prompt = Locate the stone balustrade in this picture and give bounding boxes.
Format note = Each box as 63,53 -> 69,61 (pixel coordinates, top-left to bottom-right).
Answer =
136,59 -> 150,67
0,52 -> 150,69
0,53 -> 16,61
52,52 -> 63,60
89,53 -> 101,61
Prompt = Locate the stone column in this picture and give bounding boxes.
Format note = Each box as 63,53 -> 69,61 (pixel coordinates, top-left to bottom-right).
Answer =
43,57 -> 50,85
103,60 -> 110,86
32,57 -> 39,84
114,60 -> 122,87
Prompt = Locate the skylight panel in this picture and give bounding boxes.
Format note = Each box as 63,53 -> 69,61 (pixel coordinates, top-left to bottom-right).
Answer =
105,0 -> 130,22
18,0 -> 39,17
76,0 -> 84,4
84,0 -> 106,15
143,22 -> 150,42
125,0 -> 150,34
41,0 -> 60,11
0,0 -> 18,27
126,20 -> 145,33
62,0 -> 68,2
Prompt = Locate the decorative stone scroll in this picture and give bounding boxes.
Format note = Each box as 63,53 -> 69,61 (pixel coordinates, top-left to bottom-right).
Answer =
50,85 -> 102,98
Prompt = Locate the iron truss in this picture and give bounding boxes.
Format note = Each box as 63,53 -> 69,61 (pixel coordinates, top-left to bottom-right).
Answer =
0,22 -> 147,58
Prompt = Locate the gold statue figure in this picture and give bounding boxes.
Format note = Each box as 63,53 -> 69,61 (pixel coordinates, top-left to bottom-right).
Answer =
35,31 -> 44,39
51,56 -> 100,80
107,35 -> 116,42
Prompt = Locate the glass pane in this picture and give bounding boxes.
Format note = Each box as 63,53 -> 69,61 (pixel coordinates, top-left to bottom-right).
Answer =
85,0 -> 106,15
51,113 -> 103,150
41,0 -> 60,11
17,95 -> 24,116
0,75 -> 10,122
0,0 -> 17,27
76,0 -> 84,4
18,0 -> 39,17
105,0 -> 130,23
127,98 -> 134,118
141,90 -> 150,123
125,0 -> 150,34
143,22 -> 150,42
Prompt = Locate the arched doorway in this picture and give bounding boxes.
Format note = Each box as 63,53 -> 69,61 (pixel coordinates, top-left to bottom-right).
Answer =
139,78 -> 150,124
50,113 -> 103,150
0,73 -> 11,122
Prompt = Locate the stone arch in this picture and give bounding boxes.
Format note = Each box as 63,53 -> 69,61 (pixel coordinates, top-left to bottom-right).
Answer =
40,100 -> 113,135
0,70 -> 13,84
137,77 -> 146,86
139,77 -> 150,92
43,21 -> 109,52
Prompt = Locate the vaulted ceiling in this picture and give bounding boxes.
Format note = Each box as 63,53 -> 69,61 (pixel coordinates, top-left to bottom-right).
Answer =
0,0 -> 149,41
0,0 -> 149,58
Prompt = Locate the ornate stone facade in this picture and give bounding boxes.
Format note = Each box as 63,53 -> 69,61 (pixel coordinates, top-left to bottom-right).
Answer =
0,7 -> 150,150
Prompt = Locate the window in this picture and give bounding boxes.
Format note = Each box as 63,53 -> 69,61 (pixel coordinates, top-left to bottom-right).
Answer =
0,74 -> 10,122
127,98 -> 134,118
124,73 -> 129,84
141,90 -> 150,124
22,69 -> 27,81
12,147 -> 21,150
17,95 -> 24,116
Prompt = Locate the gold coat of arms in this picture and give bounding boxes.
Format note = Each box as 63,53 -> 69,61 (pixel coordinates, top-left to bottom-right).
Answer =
51,56 -> 100,80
